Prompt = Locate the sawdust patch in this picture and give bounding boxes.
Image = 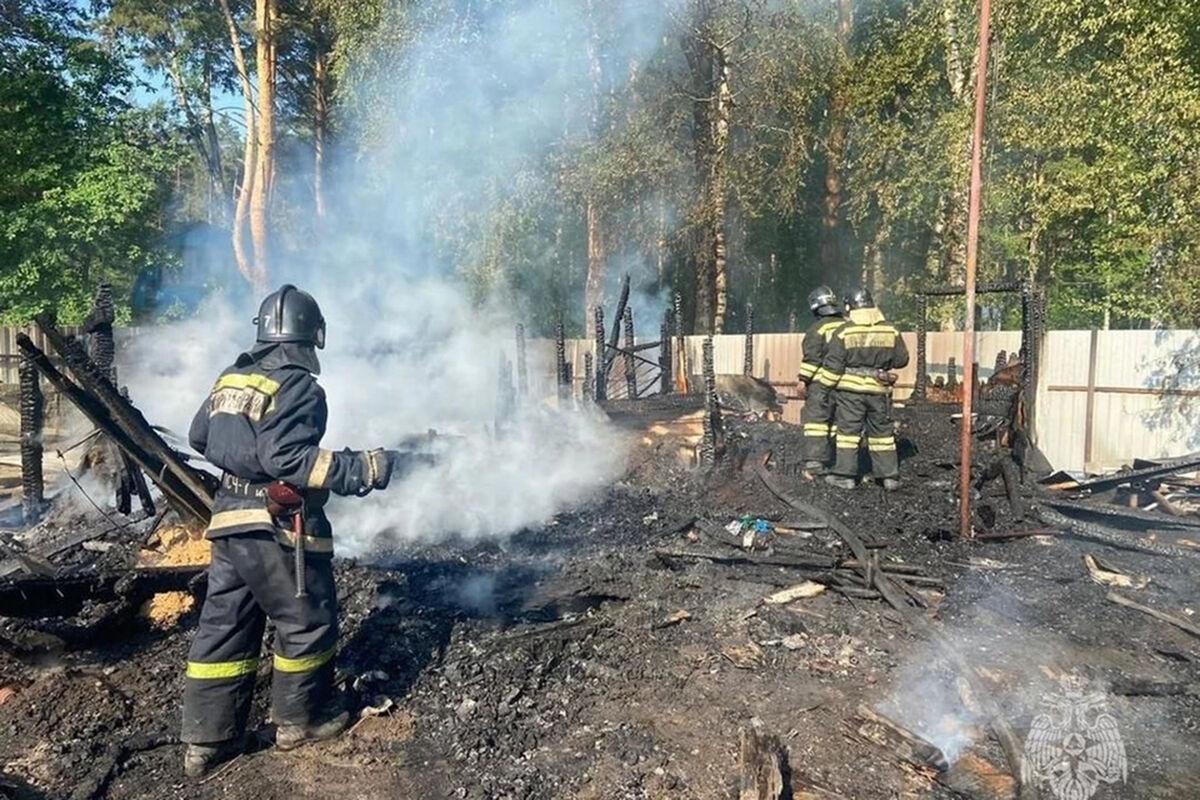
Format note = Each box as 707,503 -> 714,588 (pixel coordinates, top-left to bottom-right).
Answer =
138,523 -> 210,627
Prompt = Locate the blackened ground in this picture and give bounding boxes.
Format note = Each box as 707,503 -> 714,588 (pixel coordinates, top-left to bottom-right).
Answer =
1,406 -> 1199,800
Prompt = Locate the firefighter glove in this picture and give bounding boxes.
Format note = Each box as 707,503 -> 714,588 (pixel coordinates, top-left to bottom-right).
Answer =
361,448 -> 394,491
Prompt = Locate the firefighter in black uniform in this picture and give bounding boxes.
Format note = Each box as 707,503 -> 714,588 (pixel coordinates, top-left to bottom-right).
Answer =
181,285 -> 429,777
823,288 -> 909,490
796,285 -> 846,473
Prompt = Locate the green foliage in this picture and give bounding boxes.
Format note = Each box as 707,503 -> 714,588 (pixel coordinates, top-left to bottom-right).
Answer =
7,0 -> 1200,331
0,2 -> 182,323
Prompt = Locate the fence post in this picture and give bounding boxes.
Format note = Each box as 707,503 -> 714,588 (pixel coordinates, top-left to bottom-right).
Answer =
515,324 -> 528,399
743,302 -> 754,376
554,320 -> 568,402
623,307 -> 636,400
1083,329 -> 1099,468
593,306 -> 607,402
914,295 -> 928,400
660,315 -> 672,395
19,356 -> 44,525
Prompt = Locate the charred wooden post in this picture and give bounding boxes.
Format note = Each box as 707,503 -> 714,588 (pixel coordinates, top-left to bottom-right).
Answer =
673,291 -> 689,393
605,274 -> 631,375
497,350 -> 514,428
1019,280 -> 1044,433
19,356 -> 44,525
701,336 -> 721,465
994,349 -> 1008,375
85,283 -> 116,381
115,388 -> 155,518
583,352 -> 594,402
514,324 -> 528,398
592,306 -> 607,402
947,356 -> 957,388
659,316 -> 672,395
787,309 -> 796,334
743,302 -> 754,376
623,307 -> 636,400
554,320 -> 568,402
914,294 -> 928,400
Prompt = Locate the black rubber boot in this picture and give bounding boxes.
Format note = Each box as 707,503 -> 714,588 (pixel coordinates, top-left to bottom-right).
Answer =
275,709 -> 351,751
824,475 -> 856,490
184,739 -> 243,779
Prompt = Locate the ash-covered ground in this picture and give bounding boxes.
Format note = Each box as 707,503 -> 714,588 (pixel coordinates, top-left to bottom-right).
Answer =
1,406 -> 1199,800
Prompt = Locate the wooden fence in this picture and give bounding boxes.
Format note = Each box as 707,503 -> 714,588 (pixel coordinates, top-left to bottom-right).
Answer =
0,327 -> 80,386
556,329 -> 1199,474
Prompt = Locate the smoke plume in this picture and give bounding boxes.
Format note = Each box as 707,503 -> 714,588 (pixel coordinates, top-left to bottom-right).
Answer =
121,0 -> 678,556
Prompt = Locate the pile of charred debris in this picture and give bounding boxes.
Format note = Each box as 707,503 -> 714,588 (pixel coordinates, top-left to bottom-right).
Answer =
1,289 -> 1198,800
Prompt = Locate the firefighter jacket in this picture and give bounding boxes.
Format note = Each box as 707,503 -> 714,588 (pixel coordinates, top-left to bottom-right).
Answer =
188,343 -> 376,553
798,314 -> 846,389
824,307 -> 909,395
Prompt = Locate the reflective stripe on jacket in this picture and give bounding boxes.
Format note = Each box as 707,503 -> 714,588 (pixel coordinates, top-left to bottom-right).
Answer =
798,315 -> 846,386
824,308 -> 909,395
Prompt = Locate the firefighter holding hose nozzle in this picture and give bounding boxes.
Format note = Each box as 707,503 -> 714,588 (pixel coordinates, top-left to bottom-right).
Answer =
181,284 -> 431,778
823,288 -> 909,491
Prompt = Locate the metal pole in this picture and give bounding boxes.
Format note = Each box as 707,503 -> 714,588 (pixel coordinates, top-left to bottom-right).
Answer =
960,0 -> 992,540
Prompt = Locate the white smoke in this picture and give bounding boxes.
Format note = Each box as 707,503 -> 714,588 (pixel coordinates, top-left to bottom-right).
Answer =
119,0 -> 681,556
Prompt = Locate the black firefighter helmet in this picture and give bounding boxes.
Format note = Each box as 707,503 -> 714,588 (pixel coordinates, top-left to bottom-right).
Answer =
807,285 -> 840,317
846,287 -> 875,310
254,284 -> 326,349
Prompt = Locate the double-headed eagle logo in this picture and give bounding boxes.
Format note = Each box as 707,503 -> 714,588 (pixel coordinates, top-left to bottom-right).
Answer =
1022,676 -> 1128,800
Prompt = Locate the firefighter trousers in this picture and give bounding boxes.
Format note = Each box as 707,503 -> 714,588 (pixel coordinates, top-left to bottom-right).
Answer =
181,532 -> 338,744
832,390 -> 899,479
799,383 -> 836,465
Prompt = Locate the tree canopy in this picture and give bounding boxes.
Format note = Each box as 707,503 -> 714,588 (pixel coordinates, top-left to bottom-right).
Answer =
3,0 -> 1199,331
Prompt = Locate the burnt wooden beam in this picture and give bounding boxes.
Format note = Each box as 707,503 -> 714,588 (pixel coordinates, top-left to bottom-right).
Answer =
738,722 -> 788,800
0,565 -> 206,618
16,333 -> 212,523
36,316 -> 215,512
604,274 -> 631,374
918,281 -> 1020,297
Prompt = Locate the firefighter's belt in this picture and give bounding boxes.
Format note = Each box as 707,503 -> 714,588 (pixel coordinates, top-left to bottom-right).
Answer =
220,474 -> 275,499
836,368 -> 891,395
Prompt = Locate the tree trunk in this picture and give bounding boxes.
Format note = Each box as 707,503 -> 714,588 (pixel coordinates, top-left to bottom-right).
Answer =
820,0 -> 853,282
682,3 -> 715,334
582,0 -> 606,331
313,38 -> 330,220
200,59 -> 228,224
940,0 -> 971,283
219,0 -> 259,288
249,0 -> 279,293
166,53 -> 223,224
584,200 -> 605,330
710,41 -> 731,334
